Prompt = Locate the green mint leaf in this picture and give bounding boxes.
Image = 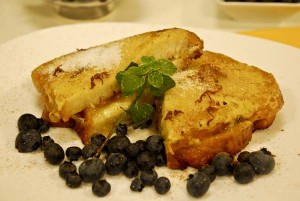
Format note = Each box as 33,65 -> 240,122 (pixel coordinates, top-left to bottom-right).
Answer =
120,71 -> 145,96
157,59 -> 177,76
148,70 -> 164,88
141,56 -> 155,63
134,64 -> 151,75
116,71 -> 123,85
128,103 -> 155,127
149,74 -> 176,97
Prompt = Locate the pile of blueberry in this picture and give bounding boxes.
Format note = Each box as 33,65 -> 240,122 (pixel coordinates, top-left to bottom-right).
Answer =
187,150 -> 275,198
15,113 -> 276,198
15,113 -> 170,197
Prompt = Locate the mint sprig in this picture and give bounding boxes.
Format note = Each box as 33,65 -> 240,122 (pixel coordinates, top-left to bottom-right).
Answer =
97,56 -> 176,154
116,56 -> 176,127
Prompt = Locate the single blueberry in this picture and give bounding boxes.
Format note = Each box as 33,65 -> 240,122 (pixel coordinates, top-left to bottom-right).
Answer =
187,172 -> 210,198
116,123 -> 128,135
123,160 -> 139,178
135,140 -> 147,153
233,162 -> 255,184
130,178 -> 144,192
154,177 -> 171,195
59,161 -> 77,179
41,136 -> 54,149
140,169 -> 158,186
237,151 -> 251,163
198,164 -> 216,183
106,135 -> 130,154
136,151 -> 156,171
125,143 -> 140,159
17,113 -> 39,132
44,142 -> 65,165
36,118 -> 51,133
81,144 -> 97,160
66,146 -> 82,161
79,158 -> 105,183
66,174 -> 82,188
105,153 -> 127,175
211,152 -> 233,176
15,129 -> 41,153
92,180 -> 111,197
248,150 -> 275,175
91,134 -> 106,147
146,135 -> 165,154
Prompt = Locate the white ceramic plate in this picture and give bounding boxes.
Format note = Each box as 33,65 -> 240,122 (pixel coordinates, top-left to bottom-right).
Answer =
216,0 -> 300,22
0,23 -> 299,201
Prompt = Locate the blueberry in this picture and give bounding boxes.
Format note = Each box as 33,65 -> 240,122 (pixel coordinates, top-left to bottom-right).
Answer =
155,154 -> 167,167
233,162 -> 255,184
248,150 -> 275,175
130,178 -> 144,192
15,129 -> 41,153
105,153 -> 127,175
44,142 -> 65,165
66,174 -> 82,188
79,158 -> 105,183
237,151 -> 251,163
123,160 -> 139,178
17,113 -> 39,132
154,177 -> 171,195
36,118 -> 50,133
136,151 -> 156,171
91,134 -> 106,147
41,136 -> 54,149
125,143 -> 140,159
81,144 -> 97,160
140,169 -> 158,186
198,164 -> 216,183
135,140 -> 147,153
146,135 -> 165,154
140,119 -> 152,129
92,180 -> 111,197
211,152 -> 233,176
116,123 -> 128,135
187,172 -> 210,198
106,135 -> 130,154
59,161 -> 77,179
66,146 -> 82,161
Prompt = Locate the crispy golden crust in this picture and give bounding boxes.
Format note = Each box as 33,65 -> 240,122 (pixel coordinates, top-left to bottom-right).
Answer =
160,51 -> 284,169
167,121 -> 253,169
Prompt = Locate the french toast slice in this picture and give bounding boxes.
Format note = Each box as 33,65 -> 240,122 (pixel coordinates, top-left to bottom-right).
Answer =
32,28 -> 203,123
160,51 -> 284,169
73,92 -> 154,144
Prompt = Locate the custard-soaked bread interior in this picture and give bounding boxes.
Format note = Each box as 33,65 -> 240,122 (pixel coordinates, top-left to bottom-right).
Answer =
160,51 -> 284,169
32,28 -> 203,123
74,92 -> 154,144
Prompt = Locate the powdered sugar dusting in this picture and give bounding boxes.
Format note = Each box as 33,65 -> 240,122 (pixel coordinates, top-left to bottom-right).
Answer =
173,70 -> 208,92
44,43 -> 122,74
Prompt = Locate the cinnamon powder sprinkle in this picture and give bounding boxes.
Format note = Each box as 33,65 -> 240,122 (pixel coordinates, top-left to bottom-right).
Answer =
90,72 -> 109,89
